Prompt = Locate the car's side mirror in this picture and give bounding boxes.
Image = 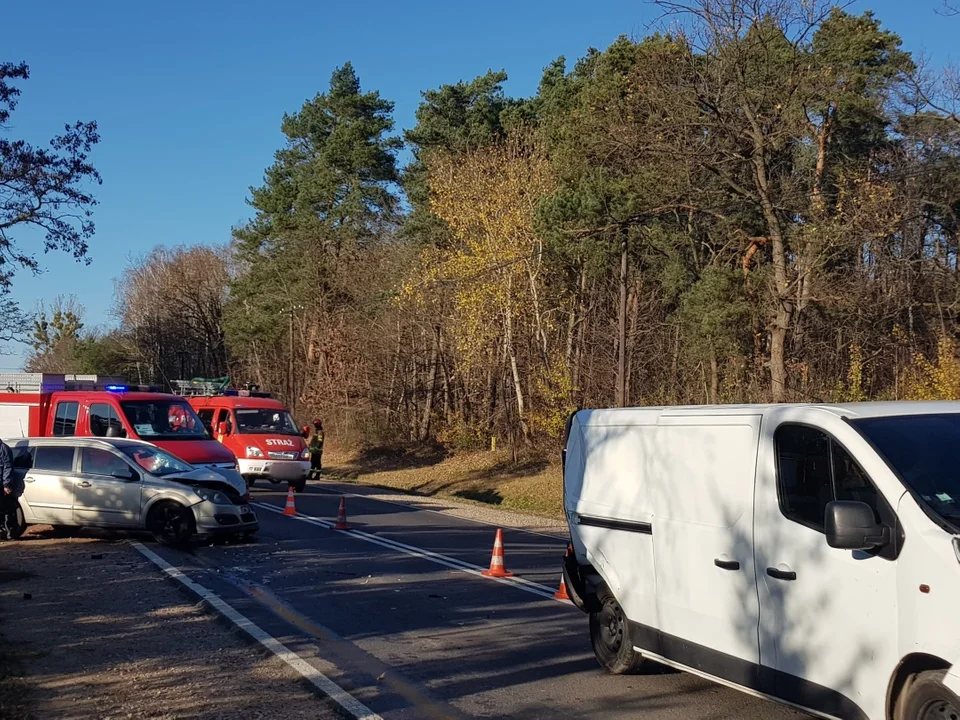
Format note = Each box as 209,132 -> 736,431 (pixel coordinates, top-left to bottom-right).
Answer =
302,426 -> 311,438
825,501 -> 890,551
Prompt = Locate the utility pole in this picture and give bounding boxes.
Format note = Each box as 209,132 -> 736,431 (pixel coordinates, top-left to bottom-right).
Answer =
616,230 -> 628,407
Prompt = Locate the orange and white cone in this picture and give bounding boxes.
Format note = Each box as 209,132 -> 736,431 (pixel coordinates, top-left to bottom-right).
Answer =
282,486 -> 297,516
555,574 -> 571,600
482,529 -> 513,577
334,497 -> 349,530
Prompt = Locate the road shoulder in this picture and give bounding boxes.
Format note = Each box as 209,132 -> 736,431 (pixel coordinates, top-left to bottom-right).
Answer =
0,530 -> 335,720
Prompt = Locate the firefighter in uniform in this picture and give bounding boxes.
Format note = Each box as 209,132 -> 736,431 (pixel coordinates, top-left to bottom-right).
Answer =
308,419 -> 324,479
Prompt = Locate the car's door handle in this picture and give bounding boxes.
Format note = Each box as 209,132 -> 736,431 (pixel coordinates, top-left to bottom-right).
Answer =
714,558 -> 740,571
78,481 -> 92,488
24,477 -> 34,483
766,567 -> 797,581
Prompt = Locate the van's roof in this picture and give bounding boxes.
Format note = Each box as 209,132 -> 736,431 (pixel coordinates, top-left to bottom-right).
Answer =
576,401 -> 960,423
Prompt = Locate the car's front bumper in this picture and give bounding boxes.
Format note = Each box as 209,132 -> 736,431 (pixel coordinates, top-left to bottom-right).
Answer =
237,458 -> 310,482
193,501 -> 259,535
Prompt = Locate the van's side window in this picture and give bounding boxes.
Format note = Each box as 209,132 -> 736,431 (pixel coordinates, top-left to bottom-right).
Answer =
776,425 -> 832,530
33,446 -> 75,474
89,403 -> 123,437
197,409 -> 214,434
776,425 -> 885,533
52,402 -> 79,436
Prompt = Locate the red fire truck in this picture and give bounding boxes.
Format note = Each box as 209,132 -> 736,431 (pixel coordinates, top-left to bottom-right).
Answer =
0,374 -> 247,497
175,380 -> 311,492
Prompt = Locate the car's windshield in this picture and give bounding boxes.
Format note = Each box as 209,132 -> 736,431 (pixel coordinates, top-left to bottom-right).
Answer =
119,445 -> 194,477
852,413 -> 960,527
234,408 -> 300,436
120,400 -> 208,440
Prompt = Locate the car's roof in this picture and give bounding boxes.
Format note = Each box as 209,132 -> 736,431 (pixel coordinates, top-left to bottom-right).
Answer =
4,436 -> 157,449
576,401 -> 960,423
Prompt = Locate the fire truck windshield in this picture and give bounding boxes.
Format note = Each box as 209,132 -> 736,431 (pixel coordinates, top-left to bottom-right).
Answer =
119,400 -> 208,440
234,408 -> 300,436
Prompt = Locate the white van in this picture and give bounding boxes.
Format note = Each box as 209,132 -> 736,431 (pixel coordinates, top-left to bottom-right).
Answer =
561,402 -> 960,720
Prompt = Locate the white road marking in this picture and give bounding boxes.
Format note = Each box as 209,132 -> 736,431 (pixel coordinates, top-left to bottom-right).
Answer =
131,541 -> 384,720
251,501 -> 571,604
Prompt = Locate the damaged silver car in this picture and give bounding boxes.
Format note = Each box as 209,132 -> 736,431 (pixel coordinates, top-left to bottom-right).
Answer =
5,437 -> 258,546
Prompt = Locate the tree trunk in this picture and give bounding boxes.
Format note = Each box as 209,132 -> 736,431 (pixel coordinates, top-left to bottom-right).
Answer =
709,347 -> 719,405
418,325 -> 441,441
616,230 -> 628,407
503,296 -> 529,438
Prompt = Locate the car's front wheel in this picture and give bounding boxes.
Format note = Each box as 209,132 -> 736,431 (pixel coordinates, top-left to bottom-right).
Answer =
589,590 -> 648,674
6,502 -> 26,540
898,670 -> 960,720
147,502 -> 195,547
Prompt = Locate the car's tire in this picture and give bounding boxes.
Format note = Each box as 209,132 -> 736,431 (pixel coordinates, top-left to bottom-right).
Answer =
7,502 -> 26,540
898,670 -> 960,720
589,590 -> 647,675
147,502 -> 195,547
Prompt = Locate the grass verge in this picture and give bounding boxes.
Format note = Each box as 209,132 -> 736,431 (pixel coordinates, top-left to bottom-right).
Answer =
323,445 -> 564,518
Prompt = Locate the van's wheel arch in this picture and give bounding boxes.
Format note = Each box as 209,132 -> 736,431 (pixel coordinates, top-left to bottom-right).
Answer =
147,501 -> 195,547
895,670 -> 960,720
589,588 -> 647,675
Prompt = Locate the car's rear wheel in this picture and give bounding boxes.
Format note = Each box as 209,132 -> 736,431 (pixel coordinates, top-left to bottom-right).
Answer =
7,502 -> 26,540
899,670 -> 960,720
148,502 -> 195,547
589,590 -> 647,675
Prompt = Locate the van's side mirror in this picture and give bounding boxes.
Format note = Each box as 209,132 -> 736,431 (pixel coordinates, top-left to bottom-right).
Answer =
217,422 -> 229,437
825,501 -> 890,551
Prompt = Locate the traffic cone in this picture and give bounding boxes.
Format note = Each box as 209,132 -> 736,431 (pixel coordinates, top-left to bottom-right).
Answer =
282,486 -> 297,516
555,574 -> 571,600
481,529 -> 513,577
334,497 -> 349,530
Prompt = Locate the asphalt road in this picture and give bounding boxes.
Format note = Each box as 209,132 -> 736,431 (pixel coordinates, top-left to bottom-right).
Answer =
148,482 -> 805,720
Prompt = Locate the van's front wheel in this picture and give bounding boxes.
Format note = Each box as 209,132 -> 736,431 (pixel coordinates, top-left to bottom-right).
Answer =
898,671 -> 960,720
590,591 -> 647,674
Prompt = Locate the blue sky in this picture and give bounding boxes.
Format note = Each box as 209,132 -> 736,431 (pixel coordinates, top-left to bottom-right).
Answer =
2,0 -> 957,368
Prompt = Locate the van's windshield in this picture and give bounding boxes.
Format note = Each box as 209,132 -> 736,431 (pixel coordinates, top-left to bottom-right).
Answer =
852,413 -> 960,528
120,400 -> 208,440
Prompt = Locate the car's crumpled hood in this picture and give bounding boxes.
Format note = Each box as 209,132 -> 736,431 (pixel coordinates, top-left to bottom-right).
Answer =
163,468 -> 241,496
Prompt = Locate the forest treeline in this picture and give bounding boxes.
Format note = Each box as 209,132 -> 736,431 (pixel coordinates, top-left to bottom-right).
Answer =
26,0 -> 960,448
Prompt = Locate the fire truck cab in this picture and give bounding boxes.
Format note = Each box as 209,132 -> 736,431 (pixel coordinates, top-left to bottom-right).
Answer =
178,382 -> 311,492
0,374 -> 246,497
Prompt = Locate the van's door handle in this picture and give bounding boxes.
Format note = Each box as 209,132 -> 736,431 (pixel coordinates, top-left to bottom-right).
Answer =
714,558 -> 740,571
78,481 -> 92,488
766,567 -> 797,581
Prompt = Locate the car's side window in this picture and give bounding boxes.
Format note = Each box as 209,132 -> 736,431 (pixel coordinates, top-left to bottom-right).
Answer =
197,409 -> 214,434
12,446 -> 34,470
89,403 -> 123,437
80,448 -> 134,478
776,424 -> 889,534
33,446 -> 76,474
53,402 -> 79,436
775,425 -> 833,531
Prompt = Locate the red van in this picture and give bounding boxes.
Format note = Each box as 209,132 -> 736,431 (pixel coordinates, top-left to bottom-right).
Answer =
184,390 -> 311,492
0,373 -> 246,498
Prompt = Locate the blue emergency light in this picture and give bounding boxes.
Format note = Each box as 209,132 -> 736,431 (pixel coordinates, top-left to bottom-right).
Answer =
104,384 -> 128,392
